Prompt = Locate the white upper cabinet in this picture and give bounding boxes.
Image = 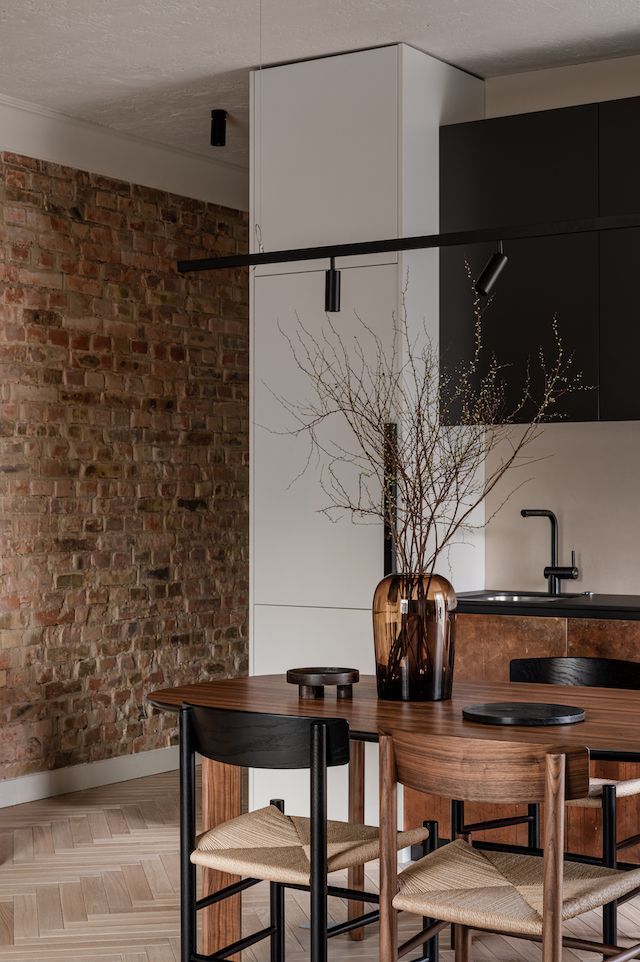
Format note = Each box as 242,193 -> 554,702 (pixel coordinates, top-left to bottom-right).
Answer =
251,45 -> 399,266
250,43 -> 485,630
248,43 -> 484,810
250,45 -> 484,265
252,263 -> 397,609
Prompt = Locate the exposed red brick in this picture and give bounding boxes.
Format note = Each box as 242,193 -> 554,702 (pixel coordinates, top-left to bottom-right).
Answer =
0,152 -> 249,779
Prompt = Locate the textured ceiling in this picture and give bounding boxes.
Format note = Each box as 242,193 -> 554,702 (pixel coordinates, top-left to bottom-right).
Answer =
1,0 -> 639,168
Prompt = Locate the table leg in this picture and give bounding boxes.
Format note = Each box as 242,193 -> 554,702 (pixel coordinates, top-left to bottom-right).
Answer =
201,757 -> 243,956
348,740 -> 366,940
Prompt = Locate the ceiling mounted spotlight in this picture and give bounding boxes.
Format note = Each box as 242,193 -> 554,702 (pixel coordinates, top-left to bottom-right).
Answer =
475,240 -> 508,297
325,256 -> 341,312
210,109 -> 227,147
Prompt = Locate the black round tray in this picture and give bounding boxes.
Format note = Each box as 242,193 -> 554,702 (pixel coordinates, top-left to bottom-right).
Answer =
462,701 -> 585,726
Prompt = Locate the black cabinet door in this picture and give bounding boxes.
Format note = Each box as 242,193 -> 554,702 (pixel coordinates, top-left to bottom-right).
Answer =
441,105 -> 599,231
599,97 -> 640,421
440,104 -> 599,423
441,235 -> 599,424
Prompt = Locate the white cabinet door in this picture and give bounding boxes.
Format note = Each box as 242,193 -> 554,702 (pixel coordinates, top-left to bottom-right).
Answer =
251,46 -> 398,258
251,603 -> 379,823
252,601 -> 375,678
252,263 -> 397,610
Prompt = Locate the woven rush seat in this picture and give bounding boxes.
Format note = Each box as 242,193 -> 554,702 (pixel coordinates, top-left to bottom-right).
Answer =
191,803 -> 428,885
392,839 -> 640,937
567,777 -> 640,808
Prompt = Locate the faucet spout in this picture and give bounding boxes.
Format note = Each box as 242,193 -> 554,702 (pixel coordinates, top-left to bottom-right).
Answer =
521,509 -> 559,594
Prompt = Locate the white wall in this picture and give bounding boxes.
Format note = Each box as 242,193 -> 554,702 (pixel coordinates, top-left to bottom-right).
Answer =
485,422 -> 640,595
483,57 -> 640,595
0,92 -> 248,209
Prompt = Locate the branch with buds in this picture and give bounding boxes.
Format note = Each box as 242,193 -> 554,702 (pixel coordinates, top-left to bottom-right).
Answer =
273,281 -> 586,587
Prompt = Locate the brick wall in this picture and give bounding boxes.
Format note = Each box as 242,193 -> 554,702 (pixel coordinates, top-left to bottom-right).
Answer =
0,152 -> 249,779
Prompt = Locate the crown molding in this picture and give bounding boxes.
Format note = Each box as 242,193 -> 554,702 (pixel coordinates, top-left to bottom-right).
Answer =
0,91 -> 249,210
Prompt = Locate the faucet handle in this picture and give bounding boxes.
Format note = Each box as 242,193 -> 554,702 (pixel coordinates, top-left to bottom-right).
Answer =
544,549 -> 579,583
569,550 -> 579,579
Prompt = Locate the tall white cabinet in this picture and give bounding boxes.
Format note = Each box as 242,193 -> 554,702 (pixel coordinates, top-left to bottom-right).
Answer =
250,44 -> 485,819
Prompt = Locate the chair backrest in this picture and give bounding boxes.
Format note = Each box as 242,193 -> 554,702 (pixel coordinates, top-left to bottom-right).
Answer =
378,730 -> 582,961
179,704 -> 347,956
185,705 -> 350,769
510,655 -> 640,689
381,729 -> 589,803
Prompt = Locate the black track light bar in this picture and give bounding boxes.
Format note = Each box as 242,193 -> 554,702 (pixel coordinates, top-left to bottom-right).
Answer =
177,211 -> 640,273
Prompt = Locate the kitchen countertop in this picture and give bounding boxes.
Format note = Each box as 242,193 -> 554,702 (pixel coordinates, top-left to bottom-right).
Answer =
456,592 -> 640,620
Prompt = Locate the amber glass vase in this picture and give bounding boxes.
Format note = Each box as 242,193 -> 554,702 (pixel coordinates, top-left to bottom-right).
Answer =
372,573 -> 457,701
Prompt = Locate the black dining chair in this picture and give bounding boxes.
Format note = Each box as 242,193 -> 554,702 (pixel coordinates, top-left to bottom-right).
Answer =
511,655 -> 640,689
179,704 -> 430,962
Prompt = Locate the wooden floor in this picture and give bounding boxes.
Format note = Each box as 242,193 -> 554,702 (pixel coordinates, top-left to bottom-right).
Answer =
0,770 -> 638,961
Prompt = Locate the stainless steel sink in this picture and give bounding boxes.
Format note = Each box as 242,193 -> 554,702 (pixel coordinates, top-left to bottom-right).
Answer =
461,590 -> 590,603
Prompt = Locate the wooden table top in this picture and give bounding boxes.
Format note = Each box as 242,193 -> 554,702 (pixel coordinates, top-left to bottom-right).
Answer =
148,674 -> 640,758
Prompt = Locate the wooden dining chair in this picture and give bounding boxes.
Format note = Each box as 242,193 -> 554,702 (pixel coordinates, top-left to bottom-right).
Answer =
449,655 -> 640,946
511,655 -> 640,944
179,705 -> 429,962
379,730 -> 640,962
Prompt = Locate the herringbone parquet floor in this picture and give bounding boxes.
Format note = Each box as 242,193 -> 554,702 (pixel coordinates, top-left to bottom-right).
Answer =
0,770 -> 638,961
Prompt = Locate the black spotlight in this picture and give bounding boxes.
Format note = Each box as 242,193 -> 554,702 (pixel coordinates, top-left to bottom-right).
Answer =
475,240 -> 508,296
210,109 -> 227,147
324,256 -> 341,312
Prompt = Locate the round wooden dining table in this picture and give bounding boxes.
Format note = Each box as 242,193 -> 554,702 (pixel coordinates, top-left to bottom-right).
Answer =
149,673 -> 640,955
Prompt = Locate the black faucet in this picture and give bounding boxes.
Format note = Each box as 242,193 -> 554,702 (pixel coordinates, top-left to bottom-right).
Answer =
520,508 -> 579,595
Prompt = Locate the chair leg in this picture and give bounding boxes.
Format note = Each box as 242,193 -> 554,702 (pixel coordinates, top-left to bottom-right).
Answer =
450,801 -> 465,949
602,784 -> 618,949
270,799 -> 286,962
528,803 -> 541,849
270,882 -> 285,962
180,708 -> 197,962
422,821 -> 439,962
454,925 -> 471,962
310,724 -> 328,962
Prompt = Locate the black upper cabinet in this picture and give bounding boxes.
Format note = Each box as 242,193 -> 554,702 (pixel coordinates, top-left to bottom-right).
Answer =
440,104 -> 600,423
599,96 -> 640,216
441,234 -> 599,424
441,106 -> 599,230
599,228 -> 640,421
598,97 -> 640,421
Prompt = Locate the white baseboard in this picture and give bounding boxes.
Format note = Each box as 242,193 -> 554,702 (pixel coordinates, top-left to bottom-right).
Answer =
0,745 -> 179,809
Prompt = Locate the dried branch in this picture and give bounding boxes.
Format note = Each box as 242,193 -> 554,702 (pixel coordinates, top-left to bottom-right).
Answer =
271,281 -> 587,582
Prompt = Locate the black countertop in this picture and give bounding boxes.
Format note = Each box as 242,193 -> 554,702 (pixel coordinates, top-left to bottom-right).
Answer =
457,591 -> 640,620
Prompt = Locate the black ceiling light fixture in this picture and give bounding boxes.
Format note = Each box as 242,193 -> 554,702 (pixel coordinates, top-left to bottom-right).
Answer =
475,240 -> 508,296
210,109 -> 228,147
176,212 -> 640,274
324,256 -> 341,312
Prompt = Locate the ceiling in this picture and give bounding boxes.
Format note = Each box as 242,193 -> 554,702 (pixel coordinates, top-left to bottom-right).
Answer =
1,0 -> 639,169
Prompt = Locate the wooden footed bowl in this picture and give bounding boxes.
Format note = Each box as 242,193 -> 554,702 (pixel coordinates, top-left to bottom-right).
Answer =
286,667 -> 360,700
